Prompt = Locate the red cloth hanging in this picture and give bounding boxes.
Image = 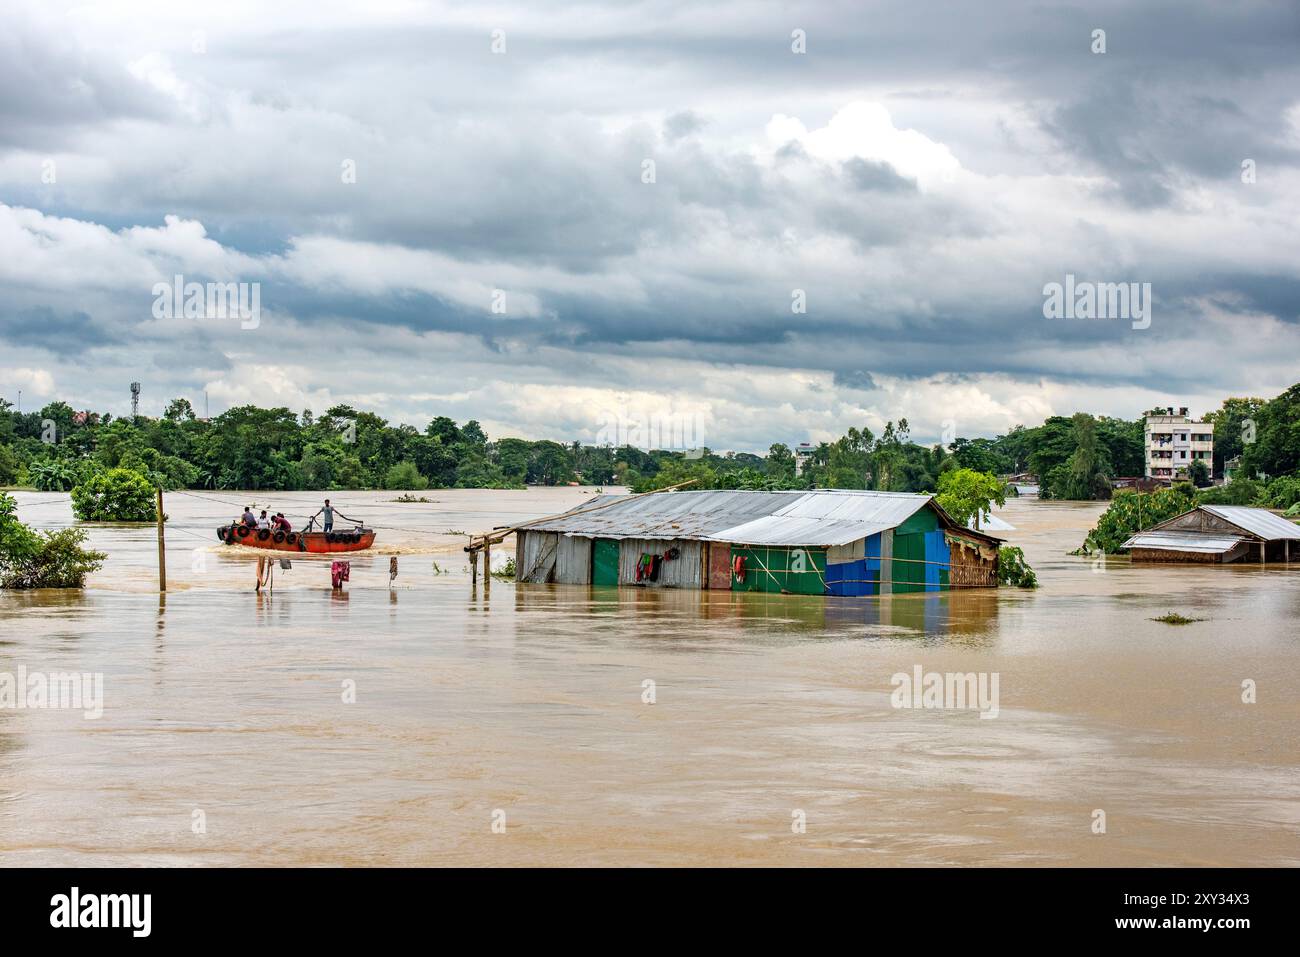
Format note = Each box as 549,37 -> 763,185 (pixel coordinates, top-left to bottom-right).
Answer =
331,560 -> 351,589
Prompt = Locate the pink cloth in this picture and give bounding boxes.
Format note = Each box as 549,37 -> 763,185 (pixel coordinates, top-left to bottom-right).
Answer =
331,561 -> 351,589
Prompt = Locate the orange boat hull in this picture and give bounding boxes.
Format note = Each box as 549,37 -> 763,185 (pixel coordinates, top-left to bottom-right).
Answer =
218,526 -> 377,553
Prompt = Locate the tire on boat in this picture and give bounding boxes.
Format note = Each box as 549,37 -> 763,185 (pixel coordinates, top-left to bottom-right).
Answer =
236,525 -> 251,538
217,526 -> 226,541
273,531 -> 285,544
353,532 -> 363,544
257,529 -> 271,541
286,533 -> 297,546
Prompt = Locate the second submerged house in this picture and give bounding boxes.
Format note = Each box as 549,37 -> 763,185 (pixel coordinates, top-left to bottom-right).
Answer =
1122,504 -> 1300,563
510,489 -> 1002,594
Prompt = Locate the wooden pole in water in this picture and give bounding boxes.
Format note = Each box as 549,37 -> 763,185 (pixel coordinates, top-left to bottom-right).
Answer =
471,548 -> 478,586
155,487 -> 167,593
484,540 -> 491,594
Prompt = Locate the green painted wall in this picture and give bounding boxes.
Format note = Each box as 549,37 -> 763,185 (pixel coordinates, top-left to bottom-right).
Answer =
731,545 -> 827,595
592,538 -> 619,586
892,533 -> 926,593
896,506 -> 940,536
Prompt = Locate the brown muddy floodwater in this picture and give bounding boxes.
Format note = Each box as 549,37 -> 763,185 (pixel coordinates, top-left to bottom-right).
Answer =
1,488 -> 1297,866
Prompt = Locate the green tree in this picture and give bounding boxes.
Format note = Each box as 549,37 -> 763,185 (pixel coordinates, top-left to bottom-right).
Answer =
1195,478 -> 1265,507
1204,396 -> 1267,476
997,546 -> 1038,588
384,461 -> 428,490
0,492 -> 105,588
1095,416 -> 1144,477
1239,384 -> 1300,481
27,457 -> 79,491
527,441 -> 573,485
766,443 -> 796,481
39,401 -> 76,442
164,398 -> 197,422
935,468 -> 1007,529
1026,417 -> 1078,497
0,444 -> 18,485
949,437 -> 1010,475
631,459 -> 716,492
1082,484 -> 1198,554
71,468 -> 157,522
1060,413 -> 1112,500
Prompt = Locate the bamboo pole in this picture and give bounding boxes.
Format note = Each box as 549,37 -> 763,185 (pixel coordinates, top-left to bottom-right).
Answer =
155,487 -> 167,593
484,540 -> 491,594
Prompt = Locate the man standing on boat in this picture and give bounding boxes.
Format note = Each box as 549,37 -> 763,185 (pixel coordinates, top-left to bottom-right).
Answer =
311,498 -> 359,534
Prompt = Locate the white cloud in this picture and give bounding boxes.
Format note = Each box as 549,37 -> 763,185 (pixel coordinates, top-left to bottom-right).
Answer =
766,102 -> 962,187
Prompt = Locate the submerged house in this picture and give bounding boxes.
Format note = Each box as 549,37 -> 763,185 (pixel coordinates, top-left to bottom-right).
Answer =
1123,504 -> 1300,563
509,489 -> 1002,595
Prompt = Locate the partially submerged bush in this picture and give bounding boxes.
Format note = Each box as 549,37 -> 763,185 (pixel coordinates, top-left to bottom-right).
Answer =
1151,612 -> 1204,625
1196,478 -> 1264,507
71,467 -> 156,522
384,461 -> 428,491
1082,484 -> 1197,554
1263,474 -> 1300,510
26,457 -> 80,492
0,493 -> 106,588
997,545 -> 1038,588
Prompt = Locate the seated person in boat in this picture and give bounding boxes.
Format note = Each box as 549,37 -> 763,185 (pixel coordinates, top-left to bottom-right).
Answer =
241,506 -> 257,526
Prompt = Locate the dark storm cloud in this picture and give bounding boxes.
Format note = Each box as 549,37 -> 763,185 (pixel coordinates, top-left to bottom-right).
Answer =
0,306 -> 119,353
663,111 -> 705,141
1,0 -> 1298,442
0,16 -> 165,148
843,158 -> 915,193
833,369 -> 878,391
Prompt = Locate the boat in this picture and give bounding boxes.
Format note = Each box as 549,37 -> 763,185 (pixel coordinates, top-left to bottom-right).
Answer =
217,523 -> 377,553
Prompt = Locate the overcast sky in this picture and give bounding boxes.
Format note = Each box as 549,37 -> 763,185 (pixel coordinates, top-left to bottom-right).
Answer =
2,0 -> 1298,451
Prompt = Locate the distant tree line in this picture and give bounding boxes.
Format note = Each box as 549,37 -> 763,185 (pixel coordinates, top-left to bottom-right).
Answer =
1,381 -> 1297,505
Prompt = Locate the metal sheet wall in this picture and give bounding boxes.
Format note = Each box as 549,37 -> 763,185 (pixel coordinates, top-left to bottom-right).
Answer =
730,545 -> 828,595
554,535 -> 593,584
618,538 -> 704,588
517,531 -> 559,583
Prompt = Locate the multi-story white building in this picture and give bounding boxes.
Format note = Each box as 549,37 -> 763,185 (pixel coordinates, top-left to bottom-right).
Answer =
1144,407 -> 1213,482
793,442 -> 816,476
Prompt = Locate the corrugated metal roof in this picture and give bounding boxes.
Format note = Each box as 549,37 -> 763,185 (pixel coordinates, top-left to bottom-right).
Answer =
968,513 -> 1016,532
1201,505 -> 1300,540
1122,530 -> 1247,553
520,489 -> 798,540
705,490 -> 932,546
518,489 -> 970,547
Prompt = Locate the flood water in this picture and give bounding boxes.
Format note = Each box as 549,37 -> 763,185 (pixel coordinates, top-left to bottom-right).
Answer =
2,487 -> 1297,866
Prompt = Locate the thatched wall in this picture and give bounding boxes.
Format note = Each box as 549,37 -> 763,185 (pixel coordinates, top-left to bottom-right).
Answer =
945,533 -> 998,587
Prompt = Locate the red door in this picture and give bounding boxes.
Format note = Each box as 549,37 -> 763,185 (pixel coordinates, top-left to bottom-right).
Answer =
707,543 -> 732,590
